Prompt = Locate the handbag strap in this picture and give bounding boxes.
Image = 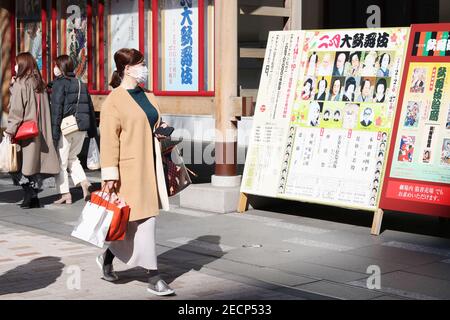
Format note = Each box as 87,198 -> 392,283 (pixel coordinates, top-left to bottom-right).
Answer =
35,91 -> 41,120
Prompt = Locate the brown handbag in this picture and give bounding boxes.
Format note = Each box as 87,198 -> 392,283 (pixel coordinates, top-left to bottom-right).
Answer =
161,139 -> 197,197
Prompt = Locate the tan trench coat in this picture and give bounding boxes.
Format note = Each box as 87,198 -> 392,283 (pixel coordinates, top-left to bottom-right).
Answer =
99,86 -> 169,221
6,78 -> 60,176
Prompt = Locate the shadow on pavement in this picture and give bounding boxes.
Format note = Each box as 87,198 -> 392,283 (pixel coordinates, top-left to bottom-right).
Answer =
39,183 -> 102,206
113,235 -> 225,286
0,256 -> 64,296
247,194 -> 450,239
0,189 -> 23,204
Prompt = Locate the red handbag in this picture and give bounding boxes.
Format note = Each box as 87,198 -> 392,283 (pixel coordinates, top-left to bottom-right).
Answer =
15,93 -> 40,141
90,189 -> 130,241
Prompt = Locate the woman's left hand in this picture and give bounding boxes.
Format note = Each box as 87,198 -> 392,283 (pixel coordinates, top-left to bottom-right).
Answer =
155,122 -> 169,140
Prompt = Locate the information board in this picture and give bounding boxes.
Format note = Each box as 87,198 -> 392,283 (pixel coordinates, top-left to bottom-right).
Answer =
380,23 -> 450,217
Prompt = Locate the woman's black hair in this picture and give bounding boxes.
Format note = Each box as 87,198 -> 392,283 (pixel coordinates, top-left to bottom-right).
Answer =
330,77 -> 342,91
380,52 -> 391,65
375,78 -> 388,95
345,77 -> 356,91
317,77 -> 328,89
360,78 -> 371,88
309,52 -> 318,63
349,51 -> 361,62
304,78 -> 313,87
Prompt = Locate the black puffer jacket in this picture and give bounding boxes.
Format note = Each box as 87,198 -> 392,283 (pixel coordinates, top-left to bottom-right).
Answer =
49,72 -> 97,145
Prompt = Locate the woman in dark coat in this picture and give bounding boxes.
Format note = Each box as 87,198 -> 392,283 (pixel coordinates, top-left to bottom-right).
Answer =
50,55 -> 97,204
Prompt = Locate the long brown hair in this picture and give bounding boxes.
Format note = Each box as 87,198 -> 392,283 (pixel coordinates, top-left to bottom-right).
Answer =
109,48 -> 144,88
15,52 -> 46,93
55,54 -> 75,77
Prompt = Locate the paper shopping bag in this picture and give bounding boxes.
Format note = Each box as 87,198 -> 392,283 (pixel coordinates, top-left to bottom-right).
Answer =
90,191 -> 130,241
71,201 -> 114,248
9,143 -> 20,173
0,137 -> 19,173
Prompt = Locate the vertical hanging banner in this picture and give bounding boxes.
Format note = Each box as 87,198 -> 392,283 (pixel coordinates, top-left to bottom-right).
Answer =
380,23 -> 450,216
110,0 -> 139,71
61,0 -> 88,82
161,0 -> 199,91
241,28 -> 410,211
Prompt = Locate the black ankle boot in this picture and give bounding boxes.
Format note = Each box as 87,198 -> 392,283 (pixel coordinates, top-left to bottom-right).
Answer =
22,188 -> 40,209
20,184 -> 32,208
27,197 -> 41,209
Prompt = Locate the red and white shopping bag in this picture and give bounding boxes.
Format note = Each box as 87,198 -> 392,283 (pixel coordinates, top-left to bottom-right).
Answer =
90,191 -> 130,241
71,200 -> 114,248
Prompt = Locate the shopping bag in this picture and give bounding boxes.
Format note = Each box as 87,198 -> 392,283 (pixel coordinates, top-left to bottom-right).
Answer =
90,190 -> 130,241
0,137 -> 10,173
162,145 -> 196,197
71,201 -> 114,248
0,135 -> 19,173
87,138 -> 100,170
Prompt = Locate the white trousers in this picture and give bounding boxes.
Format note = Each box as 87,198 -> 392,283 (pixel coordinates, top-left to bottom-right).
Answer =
55,131 -> 88,194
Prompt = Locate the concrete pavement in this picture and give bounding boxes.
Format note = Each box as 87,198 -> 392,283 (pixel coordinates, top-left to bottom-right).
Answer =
0,173 -> 449,300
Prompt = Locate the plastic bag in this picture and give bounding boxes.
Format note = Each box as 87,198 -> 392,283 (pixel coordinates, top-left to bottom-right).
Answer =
87,138 -> 100,170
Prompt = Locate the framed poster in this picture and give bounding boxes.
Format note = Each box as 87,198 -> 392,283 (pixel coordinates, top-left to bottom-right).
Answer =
380,23 -> 450,217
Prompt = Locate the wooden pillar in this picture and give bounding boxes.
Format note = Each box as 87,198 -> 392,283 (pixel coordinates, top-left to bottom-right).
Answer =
214,0 -> 238,179
0,0 -> 13,120
289,0 -> 302,30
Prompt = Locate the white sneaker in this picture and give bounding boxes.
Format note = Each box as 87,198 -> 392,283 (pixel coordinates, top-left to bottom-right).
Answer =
147,279 -> 175,296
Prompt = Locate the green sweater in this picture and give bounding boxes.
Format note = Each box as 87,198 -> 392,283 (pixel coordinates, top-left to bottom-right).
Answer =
127,86 -> 159,131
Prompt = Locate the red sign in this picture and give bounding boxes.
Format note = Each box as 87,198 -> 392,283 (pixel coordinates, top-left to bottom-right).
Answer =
385,181 -> 450,206
380,23 -> 450,218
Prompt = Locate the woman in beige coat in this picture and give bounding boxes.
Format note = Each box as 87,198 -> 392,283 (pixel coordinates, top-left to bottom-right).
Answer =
5,52 -> 60,208
97,48 -> 173,296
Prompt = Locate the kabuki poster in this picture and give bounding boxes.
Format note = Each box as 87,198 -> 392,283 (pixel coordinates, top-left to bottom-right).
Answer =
241,28 -> 410,211
380,24 -> 450,216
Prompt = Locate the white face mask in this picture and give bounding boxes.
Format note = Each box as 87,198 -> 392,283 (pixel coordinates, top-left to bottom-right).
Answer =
14,64 -> 18,74
127,64 -> 149,83
54,66 -> 62,77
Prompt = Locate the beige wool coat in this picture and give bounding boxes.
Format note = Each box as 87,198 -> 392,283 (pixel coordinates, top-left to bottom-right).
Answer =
6,77 -> 60,176
99,86 -> 170,221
